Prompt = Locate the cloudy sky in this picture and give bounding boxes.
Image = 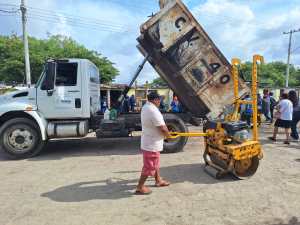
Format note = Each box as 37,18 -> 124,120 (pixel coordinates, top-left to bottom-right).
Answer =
0,0 -> 299,84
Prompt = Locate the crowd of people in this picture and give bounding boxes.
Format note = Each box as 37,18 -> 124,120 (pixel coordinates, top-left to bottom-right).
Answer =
269,90 -> 300,144
100,93 -> 184,118
122,94 -> 183,113
241,89 -> 300,145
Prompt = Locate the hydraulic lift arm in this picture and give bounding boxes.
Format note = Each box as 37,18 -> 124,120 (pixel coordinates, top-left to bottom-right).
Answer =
116,55 -> 149,108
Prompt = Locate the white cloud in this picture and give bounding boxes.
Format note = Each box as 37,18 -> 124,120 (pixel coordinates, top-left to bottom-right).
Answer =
191,0 -> 300,66
50,13 -> 72,37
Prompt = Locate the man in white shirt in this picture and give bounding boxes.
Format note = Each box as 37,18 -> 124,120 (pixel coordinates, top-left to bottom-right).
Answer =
269,93 -> 293,144
135,92 -> 170,195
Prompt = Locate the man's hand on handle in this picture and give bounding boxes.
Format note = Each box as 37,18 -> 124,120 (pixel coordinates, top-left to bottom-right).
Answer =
159,125 -> 171,139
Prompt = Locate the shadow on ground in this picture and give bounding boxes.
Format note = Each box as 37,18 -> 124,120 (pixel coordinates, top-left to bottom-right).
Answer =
269,217 -> 300,225
41,179 -> 137,202
0,136 -> 141,161
42,163 -> 236,202
258,137 -> 300,149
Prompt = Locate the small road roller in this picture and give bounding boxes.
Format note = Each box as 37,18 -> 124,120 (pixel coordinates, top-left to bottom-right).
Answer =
169,55 -> 264,179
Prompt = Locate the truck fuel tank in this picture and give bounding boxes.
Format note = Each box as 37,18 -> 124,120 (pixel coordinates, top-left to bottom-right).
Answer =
137,0 -> 249,118
47,120 -> 88,138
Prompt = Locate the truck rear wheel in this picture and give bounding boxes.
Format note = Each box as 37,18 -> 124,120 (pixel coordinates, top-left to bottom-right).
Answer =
0,118 -> 45,159
163,114 -> 188,153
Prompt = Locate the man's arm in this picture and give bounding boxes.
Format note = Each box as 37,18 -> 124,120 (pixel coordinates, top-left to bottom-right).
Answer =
158,125 -> 171,138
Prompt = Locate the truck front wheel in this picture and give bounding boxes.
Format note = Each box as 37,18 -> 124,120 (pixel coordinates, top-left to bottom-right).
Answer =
163,114 -> 188,153
0,118 -> 45,159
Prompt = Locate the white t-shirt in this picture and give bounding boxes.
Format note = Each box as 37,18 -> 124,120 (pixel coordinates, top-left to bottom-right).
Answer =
278,99 -> 293,121
141,102 -> 166,152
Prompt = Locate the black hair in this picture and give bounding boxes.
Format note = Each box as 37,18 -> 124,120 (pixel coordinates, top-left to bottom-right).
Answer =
147,92 -> 160,101
288,90 -> 298,107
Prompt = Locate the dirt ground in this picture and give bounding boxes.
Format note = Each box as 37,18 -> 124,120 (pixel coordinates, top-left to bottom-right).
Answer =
0,125 -> 299,225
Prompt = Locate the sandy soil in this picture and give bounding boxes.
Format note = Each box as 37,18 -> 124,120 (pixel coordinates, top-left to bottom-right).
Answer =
0,125 -> 299,225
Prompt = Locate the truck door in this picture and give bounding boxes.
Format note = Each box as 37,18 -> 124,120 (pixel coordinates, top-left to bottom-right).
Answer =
37,61 -> 83,119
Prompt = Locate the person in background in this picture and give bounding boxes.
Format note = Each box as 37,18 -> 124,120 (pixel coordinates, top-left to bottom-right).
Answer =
101,97 -> 107,113
129,94 -> 136,112
262,89 -> 272,122
171,96 -> 180,113
122,95 -> 130,113
288,90 -> 300,140
241,94 -> 252,126
257,94 -> 262,112
136,92 -> 170,195
269,92 -> 277,122
159,95 -> 167,112
269,93 -> 293,144
257,93 -> 263,124
109,103 -> 118,120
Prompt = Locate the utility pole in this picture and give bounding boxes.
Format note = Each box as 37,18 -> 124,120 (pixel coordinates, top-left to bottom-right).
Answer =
283,28 -> 300,88
20,0 -> 31,87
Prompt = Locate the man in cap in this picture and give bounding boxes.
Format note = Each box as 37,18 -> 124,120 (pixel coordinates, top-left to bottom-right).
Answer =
135,92 -> 171,195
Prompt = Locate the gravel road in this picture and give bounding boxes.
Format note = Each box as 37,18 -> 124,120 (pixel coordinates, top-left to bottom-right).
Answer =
0,125 -> 299,225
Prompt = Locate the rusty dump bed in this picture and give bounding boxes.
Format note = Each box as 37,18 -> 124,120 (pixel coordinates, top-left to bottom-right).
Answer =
137,0 -> 249,118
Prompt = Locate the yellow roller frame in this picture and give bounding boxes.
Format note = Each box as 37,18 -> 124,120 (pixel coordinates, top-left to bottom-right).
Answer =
252,54 -> 264,141
169,132 -> 207,139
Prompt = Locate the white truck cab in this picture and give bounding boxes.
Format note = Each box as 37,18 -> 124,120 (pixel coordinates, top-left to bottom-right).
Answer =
36,59 -> 100,119
0,59 -> 101,158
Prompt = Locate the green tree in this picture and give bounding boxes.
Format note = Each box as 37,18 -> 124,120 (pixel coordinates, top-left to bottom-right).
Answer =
239,61 -> 300,87
151,61 -> 300,88
150,77 -> 167,87
0,35 -> 119,84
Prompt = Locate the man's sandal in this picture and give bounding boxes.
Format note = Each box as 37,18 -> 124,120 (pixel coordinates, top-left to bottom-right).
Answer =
135,190 -> 152,195
135,187 -> 152,195
155,180 -> 170,187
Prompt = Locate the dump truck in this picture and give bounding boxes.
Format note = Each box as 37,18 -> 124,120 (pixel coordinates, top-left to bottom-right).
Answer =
0,0 -> 249,159
138,0 -> 249,118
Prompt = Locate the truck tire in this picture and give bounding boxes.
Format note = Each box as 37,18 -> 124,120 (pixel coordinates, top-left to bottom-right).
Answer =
163,114 -> 188,153
0,118 -> 45,159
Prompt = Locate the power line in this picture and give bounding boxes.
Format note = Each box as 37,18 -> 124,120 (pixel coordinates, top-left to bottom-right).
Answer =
1,3 -> 133,32
1,1 -> 288,36
0,8 -> 19,13
1,2 -> 273,32
0,9 -> 134,34
0,1 -> 154,9
26,14 -> 133,33
28,8 -> 127,30
0,7 -> 134,33
0,12 -> 19,16
292,46 -> 300,53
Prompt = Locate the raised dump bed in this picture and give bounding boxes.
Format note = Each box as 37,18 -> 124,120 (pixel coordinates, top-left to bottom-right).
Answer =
137,0 -> 249,118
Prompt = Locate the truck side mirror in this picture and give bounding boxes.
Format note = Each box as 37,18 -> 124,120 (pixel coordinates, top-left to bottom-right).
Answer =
41,61 -> 56,94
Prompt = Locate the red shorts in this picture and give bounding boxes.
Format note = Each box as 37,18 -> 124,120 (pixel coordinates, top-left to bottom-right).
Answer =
141,150 -> 160,176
